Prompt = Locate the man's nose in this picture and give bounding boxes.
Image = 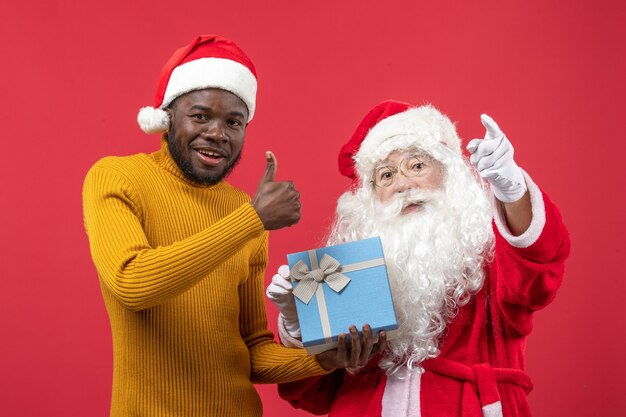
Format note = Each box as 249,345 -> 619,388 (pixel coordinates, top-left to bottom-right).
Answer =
203,121 -> 228,143
394,173 -> 416,193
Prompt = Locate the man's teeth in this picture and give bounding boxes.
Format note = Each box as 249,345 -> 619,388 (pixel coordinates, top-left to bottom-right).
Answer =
198,150 -> 223,157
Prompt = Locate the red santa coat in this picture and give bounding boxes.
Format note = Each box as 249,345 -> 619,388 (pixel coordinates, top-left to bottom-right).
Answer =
279,184 -> 570,417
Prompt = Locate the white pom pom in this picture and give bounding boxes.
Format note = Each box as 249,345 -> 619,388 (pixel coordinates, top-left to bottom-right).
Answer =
137,107 -> 170,134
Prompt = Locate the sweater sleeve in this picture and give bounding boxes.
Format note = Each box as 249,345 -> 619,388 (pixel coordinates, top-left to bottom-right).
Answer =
278,372 -> 345,415
82,162 -> 265,311
491,181 -> 571,335
239,233 -> 332,384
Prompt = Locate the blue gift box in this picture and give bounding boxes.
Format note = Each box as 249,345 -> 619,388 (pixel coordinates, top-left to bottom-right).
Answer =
287,237 -> 398,354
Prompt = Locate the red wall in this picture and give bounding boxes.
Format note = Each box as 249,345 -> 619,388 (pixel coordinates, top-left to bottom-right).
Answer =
2,1 -> 625,416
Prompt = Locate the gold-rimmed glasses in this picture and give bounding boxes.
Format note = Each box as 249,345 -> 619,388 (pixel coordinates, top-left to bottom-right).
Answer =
371,154 -> 434,188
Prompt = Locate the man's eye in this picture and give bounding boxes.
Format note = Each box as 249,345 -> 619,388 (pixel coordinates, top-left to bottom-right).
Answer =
406,157 -> 425,172
410,162 -> 424,172
228,119 -> 242,127
379,171 -> 394,180
192,114 -> 208,120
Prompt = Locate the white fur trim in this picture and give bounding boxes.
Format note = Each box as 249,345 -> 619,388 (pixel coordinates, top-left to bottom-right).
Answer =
137,106 -> 170,134
382,367 -> 422,417
162,57 -> 257,121
493,170 -> 546,248
482,401 -> 503,417
355,105 -> 461,176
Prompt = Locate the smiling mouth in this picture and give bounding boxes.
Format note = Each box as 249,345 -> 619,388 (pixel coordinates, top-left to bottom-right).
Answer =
194,148 -> 227,165
196,148 -> 225,157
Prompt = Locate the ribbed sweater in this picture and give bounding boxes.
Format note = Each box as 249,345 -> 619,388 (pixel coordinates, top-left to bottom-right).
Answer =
83,139 -> 328,417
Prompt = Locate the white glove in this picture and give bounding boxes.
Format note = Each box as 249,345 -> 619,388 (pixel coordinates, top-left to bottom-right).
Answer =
266,265 -> 301,338
466,114 -> 527,203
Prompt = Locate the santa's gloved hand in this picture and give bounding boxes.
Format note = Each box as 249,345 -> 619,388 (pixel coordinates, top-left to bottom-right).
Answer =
466,114 -> 527,203
266,265 -> 301,338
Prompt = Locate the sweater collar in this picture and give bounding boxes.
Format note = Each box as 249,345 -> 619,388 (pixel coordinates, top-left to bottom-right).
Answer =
153,135 -> 222,188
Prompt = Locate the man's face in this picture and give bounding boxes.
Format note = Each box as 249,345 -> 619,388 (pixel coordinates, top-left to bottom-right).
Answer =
372,149 -> 444,213
166,88 -> 248,186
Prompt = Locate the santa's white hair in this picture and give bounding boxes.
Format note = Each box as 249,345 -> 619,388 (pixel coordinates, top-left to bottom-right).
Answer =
328,139 -> 495,376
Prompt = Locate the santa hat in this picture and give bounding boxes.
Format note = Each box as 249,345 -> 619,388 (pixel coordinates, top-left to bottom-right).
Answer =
137,34 -> 257,134
338,100 -> 462,185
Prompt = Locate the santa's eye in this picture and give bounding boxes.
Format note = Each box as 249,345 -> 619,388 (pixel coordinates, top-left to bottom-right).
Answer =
377,169 -> 394,181
409,161 -> 424,172
403,155 -> 428,176
373,167 -> 396,187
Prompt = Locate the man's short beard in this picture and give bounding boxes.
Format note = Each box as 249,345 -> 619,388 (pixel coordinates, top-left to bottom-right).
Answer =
327,150 -> 495,375
167,125 -> 242,186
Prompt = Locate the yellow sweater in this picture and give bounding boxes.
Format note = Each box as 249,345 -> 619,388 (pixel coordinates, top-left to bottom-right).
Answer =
83,140 -> 327,417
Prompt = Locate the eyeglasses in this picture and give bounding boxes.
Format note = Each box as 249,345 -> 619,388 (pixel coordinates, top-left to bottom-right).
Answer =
371,154 -> 434,188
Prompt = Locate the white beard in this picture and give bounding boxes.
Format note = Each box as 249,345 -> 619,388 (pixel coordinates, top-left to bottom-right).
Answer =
328,152 -> 495,375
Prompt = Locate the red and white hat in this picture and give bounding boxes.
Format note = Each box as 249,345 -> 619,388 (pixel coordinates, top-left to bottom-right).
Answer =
137,34 -> 257,134
338,100 -> 462,185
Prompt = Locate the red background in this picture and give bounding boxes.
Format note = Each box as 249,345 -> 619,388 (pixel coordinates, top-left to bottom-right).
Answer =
2,1 -> 625,416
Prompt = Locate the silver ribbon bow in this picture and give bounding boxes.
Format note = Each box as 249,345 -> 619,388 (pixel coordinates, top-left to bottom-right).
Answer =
290,254 -> 351,304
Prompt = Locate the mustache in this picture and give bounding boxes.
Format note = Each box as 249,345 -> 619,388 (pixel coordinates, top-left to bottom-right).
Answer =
375,189 -> 443,219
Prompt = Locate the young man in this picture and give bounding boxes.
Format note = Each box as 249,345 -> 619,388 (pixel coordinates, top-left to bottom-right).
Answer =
82,35 -> 380,417
268,100 -> 570,417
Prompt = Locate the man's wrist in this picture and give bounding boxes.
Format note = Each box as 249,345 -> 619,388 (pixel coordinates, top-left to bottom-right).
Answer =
315,351 -> 336,371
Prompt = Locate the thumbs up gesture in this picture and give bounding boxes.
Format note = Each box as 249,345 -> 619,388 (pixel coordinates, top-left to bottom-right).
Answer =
251,151 -> 302,230
466,114 -> 527,203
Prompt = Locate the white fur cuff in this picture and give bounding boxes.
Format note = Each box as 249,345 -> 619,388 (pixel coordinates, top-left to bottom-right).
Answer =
493,170 -> 546,248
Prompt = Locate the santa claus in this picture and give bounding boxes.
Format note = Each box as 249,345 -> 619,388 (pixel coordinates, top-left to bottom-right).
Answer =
266,100 -> 570,417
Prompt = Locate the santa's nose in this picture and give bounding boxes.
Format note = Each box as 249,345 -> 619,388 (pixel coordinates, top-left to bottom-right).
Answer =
394,174 -> 417,193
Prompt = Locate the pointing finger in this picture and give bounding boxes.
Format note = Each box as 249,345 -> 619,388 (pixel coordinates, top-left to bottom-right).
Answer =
261,151 -> 277,183
480,114 -> 503,141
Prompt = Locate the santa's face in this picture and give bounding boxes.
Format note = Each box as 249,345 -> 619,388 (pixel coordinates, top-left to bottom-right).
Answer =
329,145 -> 495,374
373,150 -> 444,213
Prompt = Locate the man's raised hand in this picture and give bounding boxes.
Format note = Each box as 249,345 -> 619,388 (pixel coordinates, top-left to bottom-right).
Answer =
466,114 -> 527,203
251,151 -> 302,230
